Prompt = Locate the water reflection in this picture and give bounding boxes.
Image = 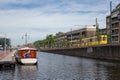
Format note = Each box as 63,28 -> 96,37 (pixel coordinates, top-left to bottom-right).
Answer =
36,52 -> 120,80
95,62 -> 120,80
15,65 -> 38,80
1,52 -> 120,80
0,69 -> 15,80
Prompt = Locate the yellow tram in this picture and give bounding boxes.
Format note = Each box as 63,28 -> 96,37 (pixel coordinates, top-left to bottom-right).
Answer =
72,35 -> 108,47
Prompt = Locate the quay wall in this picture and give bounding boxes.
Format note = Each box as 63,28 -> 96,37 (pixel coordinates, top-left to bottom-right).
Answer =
40,45 -> 120,61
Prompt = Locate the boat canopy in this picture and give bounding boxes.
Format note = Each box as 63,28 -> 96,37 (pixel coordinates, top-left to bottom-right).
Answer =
18,47 -> 37,51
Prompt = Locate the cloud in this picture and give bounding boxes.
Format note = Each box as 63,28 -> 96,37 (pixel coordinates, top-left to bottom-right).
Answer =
0,0 -> 119,45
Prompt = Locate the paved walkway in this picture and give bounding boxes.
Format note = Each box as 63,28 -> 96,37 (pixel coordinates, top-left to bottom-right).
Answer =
0,51 -> 4,60
0,50 -> 10,60
0,50 -> 16,62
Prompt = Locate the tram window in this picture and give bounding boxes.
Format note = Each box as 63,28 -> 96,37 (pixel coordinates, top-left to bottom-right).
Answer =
82,40 -> 84,43
87,39 -> 90,42
92,38 -> 96,41
100,37 -> 102,41
90,38 -> 92,42
103,37 -> 106,41
92,38 -> 97,41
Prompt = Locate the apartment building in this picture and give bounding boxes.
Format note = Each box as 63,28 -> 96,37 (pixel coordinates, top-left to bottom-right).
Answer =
106,3 -> 120,44
66,26 -> 96,43
55,26 -> 96,46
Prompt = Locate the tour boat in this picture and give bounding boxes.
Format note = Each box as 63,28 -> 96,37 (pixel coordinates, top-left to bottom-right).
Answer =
15,33 -> 38,65
15,47 -> 38,65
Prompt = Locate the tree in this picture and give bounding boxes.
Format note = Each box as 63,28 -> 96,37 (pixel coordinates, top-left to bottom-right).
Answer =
95,18 -> 100,45
61,37 -> 68,47
55,32 -> 64,36
79,32 -> 82,47
34,34 -> 56,49
33,40 -> 41,48
46,34 -> 55,48
107,34 -> 110,44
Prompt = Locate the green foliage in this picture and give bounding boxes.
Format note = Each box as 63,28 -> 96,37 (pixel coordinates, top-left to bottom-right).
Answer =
55,32 -> 64,36
46,34 -> 55,47
61,38 -> 68,47
95,19 -> 100,44
79,32 -> 82,46
33,34 -> 55,48
107,34 -> 110,43
33,40 -> 41,48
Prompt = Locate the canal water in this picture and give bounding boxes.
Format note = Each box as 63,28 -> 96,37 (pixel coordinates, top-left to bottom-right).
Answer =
0,52 -> 120,80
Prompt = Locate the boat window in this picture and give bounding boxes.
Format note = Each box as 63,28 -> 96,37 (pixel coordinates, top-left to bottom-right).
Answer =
30,50 -> 36,58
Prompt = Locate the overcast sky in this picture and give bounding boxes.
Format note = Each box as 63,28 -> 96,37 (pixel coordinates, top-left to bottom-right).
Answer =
0,0 -> 119,45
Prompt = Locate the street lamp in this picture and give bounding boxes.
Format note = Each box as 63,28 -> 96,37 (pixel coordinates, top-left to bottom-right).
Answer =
4,34 -> 6,56
70,28 -> 72,46
110,1 -> 112,44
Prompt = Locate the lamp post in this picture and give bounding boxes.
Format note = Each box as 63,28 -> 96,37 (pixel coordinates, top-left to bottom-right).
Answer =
22,32 -> 29,47
4,34 -> 6,56
110,1 -> 112,44
70,28 -> 72,47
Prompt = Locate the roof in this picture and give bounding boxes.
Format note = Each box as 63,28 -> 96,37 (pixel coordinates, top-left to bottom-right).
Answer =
18,47 -> 37,50
116,3 -> 120,9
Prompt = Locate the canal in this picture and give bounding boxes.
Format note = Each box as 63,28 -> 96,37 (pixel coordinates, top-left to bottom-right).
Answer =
0,52 -> 120,80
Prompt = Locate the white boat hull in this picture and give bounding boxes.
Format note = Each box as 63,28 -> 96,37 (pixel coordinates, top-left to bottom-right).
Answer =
17,58 -> 37,65
15,47 -> 38,65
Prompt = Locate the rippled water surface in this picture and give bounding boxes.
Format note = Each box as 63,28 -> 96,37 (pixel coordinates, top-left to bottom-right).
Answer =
1,52 -> 120,80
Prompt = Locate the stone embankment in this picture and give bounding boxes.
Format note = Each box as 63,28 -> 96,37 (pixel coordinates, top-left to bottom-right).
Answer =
40,44 -> 120,61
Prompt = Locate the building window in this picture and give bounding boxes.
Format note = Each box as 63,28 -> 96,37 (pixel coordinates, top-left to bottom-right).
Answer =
115,29 -> 119,34
115,36 -> 118,41
112,36 -> 119,41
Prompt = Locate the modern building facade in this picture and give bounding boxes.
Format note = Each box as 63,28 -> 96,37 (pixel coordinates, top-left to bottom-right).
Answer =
55,26 -> 97,47
55,33 -> 67,47
0,37 -> 11,49
66,26 -> 96,43
99,28 -> 107,35
106,3 -> 120,44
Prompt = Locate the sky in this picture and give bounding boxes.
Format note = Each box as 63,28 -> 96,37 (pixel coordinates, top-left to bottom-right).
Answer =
0,0 -> 119,46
